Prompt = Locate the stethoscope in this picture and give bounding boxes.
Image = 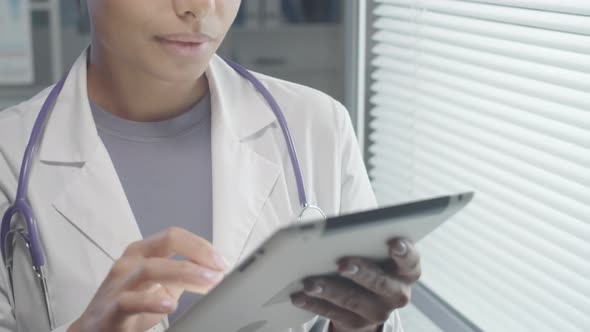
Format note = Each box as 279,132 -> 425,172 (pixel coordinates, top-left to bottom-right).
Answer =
0,58 -> 326,329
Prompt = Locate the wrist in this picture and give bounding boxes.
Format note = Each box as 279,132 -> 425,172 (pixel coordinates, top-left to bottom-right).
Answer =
67,320 -> 81,332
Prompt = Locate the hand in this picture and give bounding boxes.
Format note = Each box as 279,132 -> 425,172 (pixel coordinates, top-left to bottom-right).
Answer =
290,238 -> 421,332
68,227 -> 227,332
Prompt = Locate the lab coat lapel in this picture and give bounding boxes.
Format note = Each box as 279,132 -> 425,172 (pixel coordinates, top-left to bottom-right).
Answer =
207,56 -> 281,267
40,50 -> 142,261
51,146 -> 142,261
38,51 -> 282,265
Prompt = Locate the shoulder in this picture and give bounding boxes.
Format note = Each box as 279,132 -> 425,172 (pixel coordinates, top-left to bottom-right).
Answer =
0,86 -> 54,166
0,85 -> 54,133
253,72 -> 351,134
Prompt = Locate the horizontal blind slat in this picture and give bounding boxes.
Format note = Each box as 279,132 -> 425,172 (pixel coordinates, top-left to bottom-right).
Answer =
410,133 -> 590,236
371,56 -> 590,132
410,165 -> 590,281
370,95 -> 590,169
373,6 -> 590,54
372,32 -> 590,92
373,45 -> 590,110
421,239 -> 561,331
370,119 -> 590,189
370,67 -> 590,153
374,0 -> 590,35
412,172 -> 590,278
421,236 -> 585,331
437,214 -> 590,325
372,19 -> 590,74
420,155 -> 588,253
369,102 -> 590,198
466,0 -> 590,15
419,257 -> 532,331
417,118 -> 589,205
410,150 -> 590,258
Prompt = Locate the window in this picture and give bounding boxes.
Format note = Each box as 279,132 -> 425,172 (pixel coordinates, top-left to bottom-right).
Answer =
366,1 -> 590,331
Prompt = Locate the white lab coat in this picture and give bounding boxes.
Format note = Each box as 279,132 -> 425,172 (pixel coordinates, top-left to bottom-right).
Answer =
0,50 -> 402,332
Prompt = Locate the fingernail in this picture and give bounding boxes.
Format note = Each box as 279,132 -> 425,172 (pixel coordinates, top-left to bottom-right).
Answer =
160,299 -> 176,310
306,284 -> 323,296
213,253 -> 229,270
293,298 -> 307,308
201,269 -> 224,282
340,264 -> 359,276
391,240 -> 409,257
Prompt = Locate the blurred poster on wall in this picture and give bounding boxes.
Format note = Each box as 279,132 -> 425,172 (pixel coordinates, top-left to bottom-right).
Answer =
0,0 -> 34,84
281,0 -> 340,24
236,0 -> 341,26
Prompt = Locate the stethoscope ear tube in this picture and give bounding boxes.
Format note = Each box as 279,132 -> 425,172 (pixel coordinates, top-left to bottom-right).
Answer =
221,57 -> 311,210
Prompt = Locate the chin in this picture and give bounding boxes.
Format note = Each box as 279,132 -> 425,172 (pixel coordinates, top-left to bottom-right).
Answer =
147,61 -> 209,83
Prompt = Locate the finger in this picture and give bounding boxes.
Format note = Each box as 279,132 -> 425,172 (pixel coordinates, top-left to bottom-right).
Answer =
124,257 -> 224,294
388,238 -> 421,283
338,258 -> 412,309
124,227 -> 227,271
290,293 -> 370,330
111,289 -> 177,323
302,277 -> 391,324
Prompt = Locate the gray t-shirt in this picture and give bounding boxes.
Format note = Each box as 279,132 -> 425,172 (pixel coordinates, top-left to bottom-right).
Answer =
90,95 -> 212,323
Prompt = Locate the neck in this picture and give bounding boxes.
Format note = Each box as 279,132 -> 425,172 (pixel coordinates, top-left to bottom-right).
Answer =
87,49 -> 208,122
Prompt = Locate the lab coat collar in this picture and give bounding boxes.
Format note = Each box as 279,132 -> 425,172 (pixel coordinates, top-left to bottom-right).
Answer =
39,52 -> 276,163
206,55 -> 276,140
39,49 -> 99,163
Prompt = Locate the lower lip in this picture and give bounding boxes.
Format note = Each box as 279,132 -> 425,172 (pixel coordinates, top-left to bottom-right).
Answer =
156,38 -> 210,57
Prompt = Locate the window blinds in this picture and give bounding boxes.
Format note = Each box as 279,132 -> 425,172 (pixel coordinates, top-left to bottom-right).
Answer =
366,1 -> 590,331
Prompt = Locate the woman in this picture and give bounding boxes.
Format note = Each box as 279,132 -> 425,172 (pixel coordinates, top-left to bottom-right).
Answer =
0,1 -> 421,331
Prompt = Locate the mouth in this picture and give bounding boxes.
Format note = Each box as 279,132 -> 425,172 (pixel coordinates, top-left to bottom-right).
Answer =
155,33 -> 213,57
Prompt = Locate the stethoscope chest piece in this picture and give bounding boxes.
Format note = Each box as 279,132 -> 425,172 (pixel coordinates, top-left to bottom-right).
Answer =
297,205 -> 327,223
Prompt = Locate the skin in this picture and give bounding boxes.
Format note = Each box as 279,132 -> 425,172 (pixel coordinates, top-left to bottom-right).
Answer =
291,239 -> 421,332
69,1 -> 422,331
86,0 -> 240,122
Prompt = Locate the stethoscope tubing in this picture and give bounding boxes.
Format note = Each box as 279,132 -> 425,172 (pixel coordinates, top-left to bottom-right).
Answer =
222,58 -> 309,208
0,59 -> 326,330
1,76 -> 68,268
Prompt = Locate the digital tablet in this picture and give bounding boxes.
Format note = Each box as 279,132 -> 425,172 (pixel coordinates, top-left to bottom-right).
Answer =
170,192 -> 474,332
